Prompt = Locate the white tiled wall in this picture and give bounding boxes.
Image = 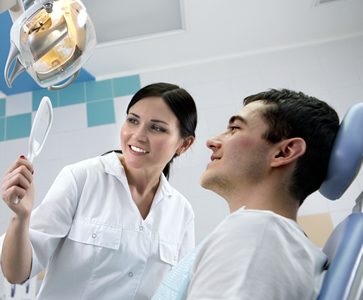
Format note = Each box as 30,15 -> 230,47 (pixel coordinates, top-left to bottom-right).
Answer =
0,35 -> 362,247
5,92 -> 32,116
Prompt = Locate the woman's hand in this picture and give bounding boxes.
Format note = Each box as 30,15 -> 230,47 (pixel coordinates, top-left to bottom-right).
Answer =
2,156 -> 35,219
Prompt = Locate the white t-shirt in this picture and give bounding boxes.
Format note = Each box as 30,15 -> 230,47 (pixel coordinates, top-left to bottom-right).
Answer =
153,207 -> 327,300
1,152 -> 195,300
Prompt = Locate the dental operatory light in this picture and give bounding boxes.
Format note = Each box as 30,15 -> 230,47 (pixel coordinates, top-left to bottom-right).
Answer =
0,0 -> 97,90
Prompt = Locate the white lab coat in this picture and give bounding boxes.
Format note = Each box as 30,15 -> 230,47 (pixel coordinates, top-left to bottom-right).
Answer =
1,152 -> 195,300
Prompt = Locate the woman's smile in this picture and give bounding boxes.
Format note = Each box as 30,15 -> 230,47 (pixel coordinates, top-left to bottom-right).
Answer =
129,145 -> 149,154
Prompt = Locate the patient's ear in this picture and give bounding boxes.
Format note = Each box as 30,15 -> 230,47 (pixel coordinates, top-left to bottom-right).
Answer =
270,138 -> 306,167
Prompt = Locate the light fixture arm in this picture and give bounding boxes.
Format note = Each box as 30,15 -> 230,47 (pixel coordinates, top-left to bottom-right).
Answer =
0,0 -> 24,21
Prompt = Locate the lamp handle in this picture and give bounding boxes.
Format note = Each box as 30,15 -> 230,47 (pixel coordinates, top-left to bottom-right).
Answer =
47,70 -> 80,90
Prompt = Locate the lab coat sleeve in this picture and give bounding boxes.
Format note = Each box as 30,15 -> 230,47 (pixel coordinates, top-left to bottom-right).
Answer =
186,213 -> 317,300
28,166 -> 79,278
178,216 -> 195,261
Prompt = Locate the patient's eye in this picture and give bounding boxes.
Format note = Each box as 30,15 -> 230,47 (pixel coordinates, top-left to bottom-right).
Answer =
228,125 -> 241,133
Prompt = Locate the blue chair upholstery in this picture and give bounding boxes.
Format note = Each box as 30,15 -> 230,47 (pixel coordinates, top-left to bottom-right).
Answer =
320,103 -> 363,200
317,103 -> 363,300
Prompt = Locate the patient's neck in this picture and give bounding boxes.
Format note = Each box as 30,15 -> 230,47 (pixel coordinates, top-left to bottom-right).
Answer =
225,185 -> 299,221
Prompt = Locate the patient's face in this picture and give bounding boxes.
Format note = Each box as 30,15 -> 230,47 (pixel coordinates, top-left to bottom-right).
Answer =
201,101 -> 273,194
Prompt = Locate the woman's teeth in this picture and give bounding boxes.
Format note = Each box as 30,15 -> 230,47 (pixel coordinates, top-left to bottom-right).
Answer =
130,145 -> 147,153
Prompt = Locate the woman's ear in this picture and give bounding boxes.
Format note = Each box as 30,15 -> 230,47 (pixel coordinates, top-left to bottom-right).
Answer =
176,136 -> 195,156
270,138 -> 306,167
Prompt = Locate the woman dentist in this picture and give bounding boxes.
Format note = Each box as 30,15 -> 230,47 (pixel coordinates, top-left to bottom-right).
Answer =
1,82 -> 197,299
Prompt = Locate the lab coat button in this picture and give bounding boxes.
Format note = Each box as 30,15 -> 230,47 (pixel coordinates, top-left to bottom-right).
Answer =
92,233 -> 97,239
139,225 -> 144,231
128,272 -> 134,278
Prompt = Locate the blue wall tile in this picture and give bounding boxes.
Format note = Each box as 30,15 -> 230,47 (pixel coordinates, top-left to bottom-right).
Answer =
6,113 -> 32,140
0,74 -> 141,141
87,99 -> 115,127
113,75 -> 140,97
0,98 -> 5,117
32,89 -> 59,111
0,118 -> 4,141
85,79 -> 113,102
59,82 -> 85,106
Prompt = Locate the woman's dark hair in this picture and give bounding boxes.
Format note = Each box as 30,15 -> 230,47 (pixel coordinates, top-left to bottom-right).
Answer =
113,82 -> 197,179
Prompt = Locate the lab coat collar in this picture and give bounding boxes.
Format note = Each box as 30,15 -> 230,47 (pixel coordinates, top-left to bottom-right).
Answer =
100,152 -> 174,202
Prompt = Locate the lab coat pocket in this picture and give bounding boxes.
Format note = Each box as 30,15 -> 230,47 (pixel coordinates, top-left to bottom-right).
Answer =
159,241 -> 178,266
68,219 -> 122,250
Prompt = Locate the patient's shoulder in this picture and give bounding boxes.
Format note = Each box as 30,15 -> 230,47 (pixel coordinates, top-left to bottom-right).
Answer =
220,208 -> 301,235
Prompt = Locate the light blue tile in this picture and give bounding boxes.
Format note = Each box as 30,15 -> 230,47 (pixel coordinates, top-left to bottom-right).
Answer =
113,75 -> 141,97
59,82 -> 85,106
87,99 -> 115,127
6,113 -> 32,140
85,79 -> 113,102
32,89 -> 59,111
0,118 -> 4,141
0,98 -> 5,117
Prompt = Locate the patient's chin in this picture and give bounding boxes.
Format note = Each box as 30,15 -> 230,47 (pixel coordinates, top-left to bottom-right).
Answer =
200,171 -> 212,189
200,171 -> 225,192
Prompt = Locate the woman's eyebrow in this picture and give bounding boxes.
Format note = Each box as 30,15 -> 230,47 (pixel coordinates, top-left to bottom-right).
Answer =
129,112 -> 169,125
128,112 -> 139,118
150,119 -> 169,125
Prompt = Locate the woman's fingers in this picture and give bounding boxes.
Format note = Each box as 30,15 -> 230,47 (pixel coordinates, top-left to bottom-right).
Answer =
3,166 -> 33,189
3,185 -> 26,204
5,156 -> 34,176
2,158 -> 34,203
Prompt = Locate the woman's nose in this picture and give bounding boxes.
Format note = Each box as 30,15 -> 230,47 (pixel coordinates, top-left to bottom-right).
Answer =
133,125 -> 148,141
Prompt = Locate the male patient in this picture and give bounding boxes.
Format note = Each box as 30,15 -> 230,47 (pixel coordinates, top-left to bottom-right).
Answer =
153,89 -> 339,299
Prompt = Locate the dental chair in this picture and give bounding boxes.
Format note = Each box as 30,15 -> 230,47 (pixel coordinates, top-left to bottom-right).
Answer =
318,102 -> 363,300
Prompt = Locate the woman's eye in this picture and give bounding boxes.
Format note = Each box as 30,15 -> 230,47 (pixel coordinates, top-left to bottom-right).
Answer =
127,117 -> 138,125
151,124 -> 166,133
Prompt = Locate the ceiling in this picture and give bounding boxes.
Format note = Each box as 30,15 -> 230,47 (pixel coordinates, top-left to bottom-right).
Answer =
1,0 -> 363,95
86,0 -> 184,44
84,0 -> 363,80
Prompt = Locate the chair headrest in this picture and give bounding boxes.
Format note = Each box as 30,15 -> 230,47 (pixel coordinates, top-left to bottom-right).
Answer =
319,103 -> 363,200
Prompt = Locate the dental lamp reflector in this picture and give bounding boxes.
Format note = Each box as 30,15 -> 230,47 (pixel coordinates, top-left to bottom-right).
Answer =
4,0 -> 97,90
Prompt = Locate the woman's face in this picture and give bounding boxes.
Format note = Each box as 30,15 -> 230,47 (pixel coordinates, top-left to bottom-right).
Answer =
120,96 -> 186,173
